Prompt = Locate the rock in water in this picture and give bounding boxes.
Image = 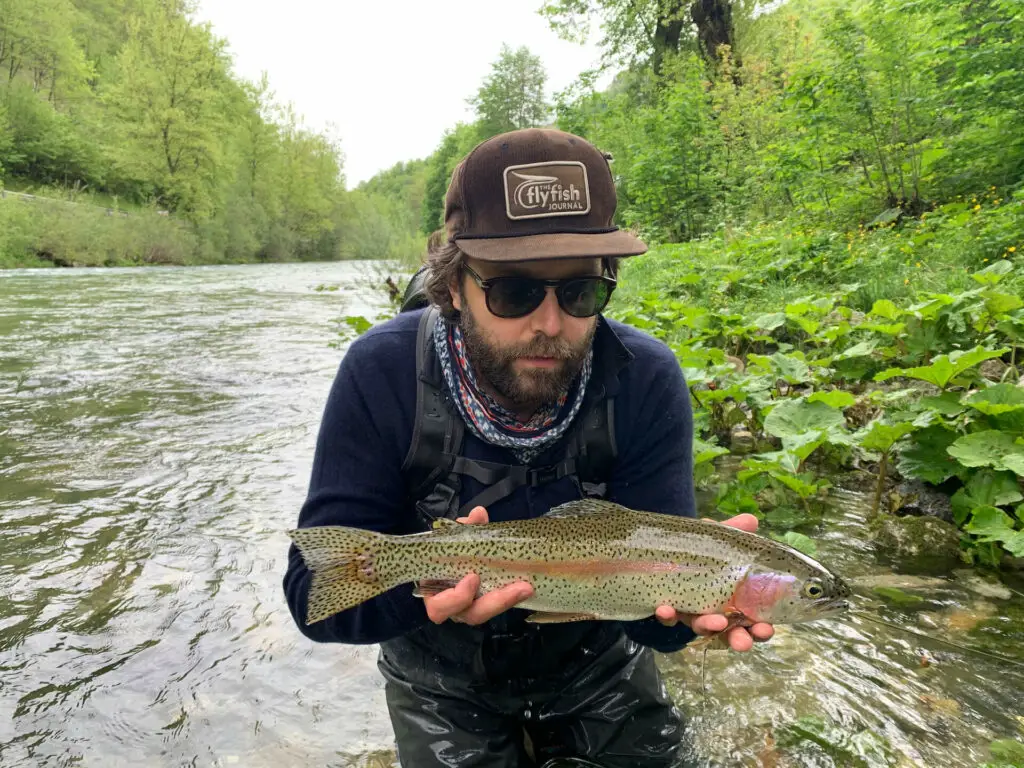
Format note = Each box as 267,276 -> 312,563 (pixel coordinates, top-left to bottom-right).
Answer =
868,513 -> 965,573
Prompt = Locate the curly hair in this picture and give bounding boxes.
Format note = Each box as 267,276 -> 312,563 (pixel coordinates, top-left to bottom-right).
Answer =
423,229 -> 464,318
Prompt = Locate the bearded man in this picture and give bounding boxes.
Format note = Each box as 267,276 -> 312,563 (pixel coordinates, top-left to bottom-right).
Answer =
283,128 -> 773,768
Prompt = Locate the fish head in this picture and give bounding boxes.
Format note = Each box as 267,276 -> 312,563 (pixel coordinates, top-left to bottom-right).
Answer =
732,566 -> 852,625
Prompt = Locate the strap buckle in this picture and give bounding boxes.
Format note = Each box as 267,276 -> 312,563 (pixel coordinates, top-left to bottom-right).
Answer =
529,461 -> 571,487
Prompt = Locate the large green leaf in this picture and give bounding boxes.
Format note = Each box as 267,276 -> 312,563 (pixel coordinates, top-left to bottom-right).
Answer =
971,259 -> 1013,286
856,421 -> 917,453
996,318 -> 1024,343
965,505 -> 1015,539
808,390 -> 856,409
693,438 -> 730,466
859,322 -> 905,336
834,339 -> 879,360
874,346 -> 1009,389
753,312 -> 786,331
770,531 -> 818,557
791,316 -> 821,336
748,352 -> 812,384
870,299 -> 902,321
964,384 -> 1024,416
763,399 -> 847,442
966,469 -> 1024,507
773,472 -> 821,498
983,291 -> 1024,316
897,425 -> 962,484
947,431 -> 1024,475
964,506 -> 1024,555
919,392 -> 967,417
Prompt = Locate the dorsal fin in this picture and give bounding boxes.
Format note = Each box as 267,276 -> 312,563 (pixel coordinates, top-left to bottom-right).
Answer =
431,518 -> 461,530
544,499 -> 627,519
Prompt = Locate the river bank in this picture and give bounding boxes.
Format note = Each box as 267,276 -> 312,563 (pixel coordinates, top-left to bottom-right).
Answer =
603,197 -> 1024,571
0,194 -> 427,270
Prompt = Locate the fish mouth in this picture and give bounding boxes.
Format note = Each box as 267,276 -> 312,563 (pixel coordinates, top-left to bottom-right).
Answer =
819,599 -> 850,616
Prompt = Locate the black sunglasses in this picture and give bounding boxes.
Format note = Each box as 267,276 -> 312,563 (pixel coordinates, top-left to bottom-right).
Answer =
461,264 -> 616,319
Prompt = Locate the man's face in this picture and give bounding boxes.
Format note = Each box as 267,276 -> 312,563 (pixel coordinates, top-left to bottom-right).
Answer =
451,257 -> 602,410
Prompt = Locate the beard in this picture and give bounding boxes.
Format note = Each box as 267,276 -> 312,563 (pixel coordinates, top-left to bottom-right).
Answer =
458,299 -> 596,410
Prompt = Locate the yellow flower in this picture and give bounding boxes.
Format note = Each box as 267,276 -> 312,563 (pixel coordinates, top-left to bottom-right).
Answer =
974,204 -> 981,211
1010,246 -> 1017,253
983,258 -> 989,262
904,278 -> 910,285
916,262 -> 922,268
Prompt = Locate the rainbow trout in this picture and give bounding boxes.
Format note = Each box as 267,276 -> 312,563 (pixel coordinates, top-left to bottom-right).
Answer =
288,499 -> 851,626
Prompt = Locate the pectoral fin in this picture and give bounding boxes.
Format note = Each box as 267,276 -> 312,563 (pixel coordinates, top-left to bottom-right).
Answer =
412,579 -> 461,598
525,611 -> 601,624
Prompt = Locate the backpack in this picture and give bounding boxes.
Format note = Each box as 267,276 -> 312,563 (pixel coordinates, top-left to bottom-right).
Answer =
398,267 -> 617,524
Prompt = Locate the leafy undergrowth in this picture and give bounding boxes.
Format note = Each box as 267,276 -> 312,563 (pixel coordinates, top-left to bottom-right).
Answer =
609,199 -> 1024,567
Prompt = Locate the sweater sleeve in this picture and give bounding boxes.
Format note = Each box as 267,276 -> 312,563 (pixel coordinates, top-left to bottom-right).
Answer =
281,333 -> 429,645
608,343 -> 698,652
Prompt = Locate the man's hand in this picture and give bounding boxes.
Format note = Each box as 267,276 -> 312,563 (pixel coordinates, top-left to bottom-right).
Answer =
655,513 -> 775,652
421,506 -> 534,625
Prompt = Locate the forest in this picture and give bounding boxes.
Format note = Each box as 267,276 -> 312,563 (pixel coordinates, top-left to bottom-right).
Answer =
0,0 -> 423,266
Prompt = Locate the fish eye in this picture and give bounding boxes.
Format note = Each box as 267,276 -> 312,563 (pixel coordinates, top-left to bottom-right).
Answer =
803,580 -> 824,599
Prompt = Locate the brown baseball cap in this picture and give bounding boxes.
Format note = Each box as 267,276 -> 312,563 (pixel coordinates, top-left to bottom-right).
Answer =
444,128 -> 647,262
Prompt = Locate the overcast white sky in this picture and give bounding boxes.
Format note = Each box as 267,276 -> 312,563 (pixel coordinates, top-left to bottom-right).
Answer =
193,0 -> 611,188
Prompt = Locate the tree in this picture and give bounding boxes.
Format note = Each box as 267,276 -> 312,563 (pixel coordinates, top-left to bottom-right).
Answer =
468,44 -> 550,136
541,0 -> 763,71
102,0 -> 232,215
419,122 -> 483,235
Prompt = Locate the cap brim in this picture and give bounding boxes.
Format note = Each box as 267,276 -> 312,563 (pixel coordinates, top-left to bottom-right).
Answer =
454,230 -> 647,262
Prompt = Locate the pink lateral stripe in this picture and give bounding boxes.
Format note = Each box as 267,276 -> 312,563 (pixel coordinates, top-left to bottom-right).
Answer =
431,556 -> 696,577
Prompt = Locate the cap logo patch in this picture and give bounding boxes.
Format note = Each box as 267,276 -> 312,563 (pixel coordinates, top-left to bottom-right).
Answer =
503,161 -> 591,220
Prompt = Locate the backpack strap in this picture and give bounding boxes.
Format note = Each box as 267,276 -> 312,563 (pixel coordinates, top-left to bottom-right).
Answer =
571,382 -> 617,498
402,306 -> 465,522
401,306 -> 618,525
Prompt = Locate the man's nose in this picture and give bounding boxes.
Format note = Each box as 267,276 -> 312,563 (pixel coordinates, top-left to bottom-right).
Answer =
529,288 -> 563,337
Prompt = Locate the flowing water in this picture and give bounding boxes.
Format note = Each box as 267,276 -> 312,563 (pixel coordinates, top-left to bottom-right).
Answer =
1,263 -> 1022,768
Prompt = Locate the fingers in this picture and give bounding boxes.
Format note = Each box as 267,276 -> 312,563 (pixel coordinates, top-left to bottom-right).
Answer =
656,605 -> 678,626
423,572 -> 534,626
749,622 -> 774,642
725,625 -> 754,652
423,573 -> 481,624
678,611 -> 776,652
452,582 -> 533,625
689,613 -> 728,635
456,506 -> 489,525
720,513 -> 759,533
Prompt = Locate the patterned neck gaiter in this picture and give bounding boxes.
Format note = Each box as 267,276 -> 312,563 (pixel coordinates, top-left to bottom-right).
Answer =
432,312 -> 592,464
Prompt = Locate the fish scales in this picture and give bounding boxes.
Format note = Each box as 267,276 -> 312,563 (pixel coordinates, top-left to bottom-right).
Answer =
289,499 -> 851,627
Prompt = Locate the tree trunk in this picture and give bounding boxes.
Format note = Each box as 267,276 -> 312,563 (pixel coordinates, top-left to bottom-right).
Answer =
690,0 -> 738,69
652,0 -> 687,74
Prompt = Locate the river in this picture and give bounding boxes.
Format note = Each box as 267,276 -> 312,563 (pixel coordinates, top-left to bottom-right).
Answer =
1,263 -> 1022,768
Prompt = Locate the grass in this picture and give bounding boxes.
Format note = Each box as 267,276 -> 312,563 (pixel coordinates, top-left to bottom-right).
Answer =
612,186 -> 1024,320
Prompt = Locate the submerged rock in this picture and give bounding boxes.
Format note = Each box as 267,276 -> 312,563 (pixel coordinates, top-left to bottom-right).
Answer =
889,479 -> 955,522
868,513 -> 965,572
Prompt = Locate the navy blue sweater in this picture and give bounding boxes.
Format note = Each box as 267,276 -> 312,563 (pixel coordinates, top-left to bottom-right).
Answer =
282,308 -> 697,653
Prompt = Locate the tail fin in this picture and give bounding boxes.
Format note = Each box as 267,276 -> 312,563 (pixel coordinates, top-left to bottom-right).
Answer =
288,526 -> 390,625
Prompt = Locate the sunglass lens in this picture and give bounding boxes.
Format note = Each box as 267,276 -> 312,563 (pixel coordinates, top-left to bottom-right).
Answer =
559,278 -> 610,317
489,278 -> 547,318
